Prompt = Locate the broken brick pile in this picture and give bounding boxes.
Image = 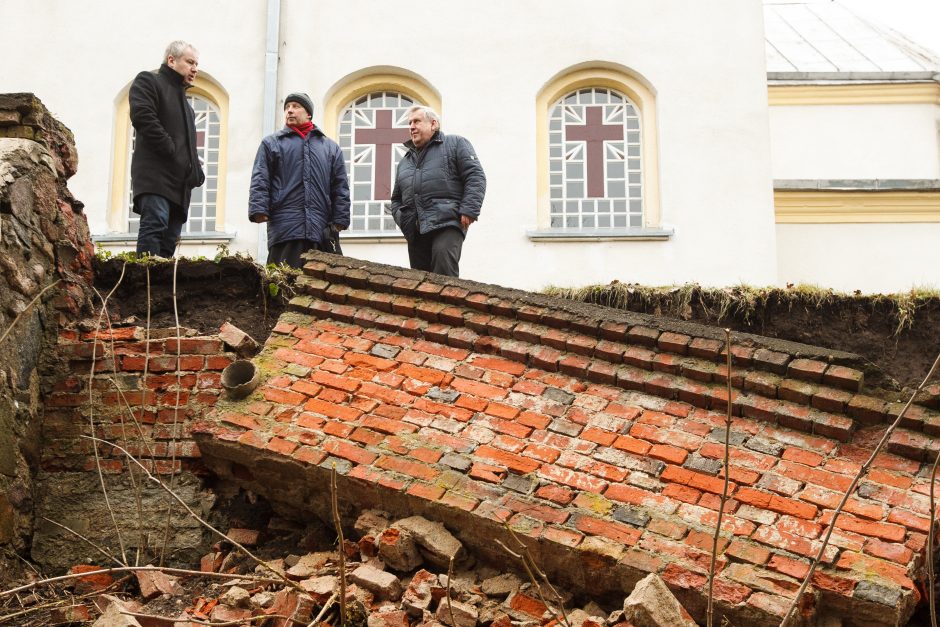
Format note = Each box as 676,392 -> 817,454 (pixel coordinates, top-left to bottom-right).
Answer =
193,253 -> 940,627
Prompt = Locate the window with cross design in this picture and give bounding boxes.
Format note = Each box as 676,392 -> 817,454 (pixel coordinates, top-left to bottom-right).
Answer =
338,92 -> 415,234
126,94 -> 222,233
549,88 -> 642,229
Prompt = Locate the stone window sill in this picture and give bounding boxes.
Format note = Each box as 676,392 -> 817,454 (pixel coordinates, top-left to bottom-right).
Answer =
526,228 -> 674,242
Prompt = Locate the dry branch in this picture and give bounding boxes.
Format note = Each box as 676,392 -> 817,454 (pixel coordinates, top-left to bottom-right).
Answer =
707,328 -> 734,627
780,349 -> 940,627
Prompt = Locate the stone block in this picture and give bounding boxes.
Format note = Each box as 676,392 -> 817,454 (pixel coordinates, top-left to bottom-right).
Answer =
622,573 -> 697,627
350,563 -> 403,600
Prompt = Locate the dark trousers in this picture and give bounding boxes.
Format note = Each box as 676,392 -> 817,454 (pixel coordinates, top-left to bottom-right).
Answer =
136,194 -> 185,257
268,238 -> 323,269
407,227 -> 464,277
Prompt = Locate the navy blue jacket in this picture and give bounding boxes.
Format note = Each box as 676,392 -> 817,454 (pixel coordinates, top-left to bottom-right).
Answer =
249,126 -> 350,248
390,131 -> 486,237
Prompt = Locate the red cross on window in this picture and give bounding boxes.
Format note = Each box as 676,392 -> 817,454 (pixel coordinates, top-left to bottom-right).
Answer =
355,109 -> 410,200
565,106 -> 624,198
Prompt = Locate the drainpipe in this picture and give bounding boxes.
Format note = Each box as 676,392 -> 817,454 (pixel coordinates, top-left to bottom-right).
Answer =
257,0 -> 281,263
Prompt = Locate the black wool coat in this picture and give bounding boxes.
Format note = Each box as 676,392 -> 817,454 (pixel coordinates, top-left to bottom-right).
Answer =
129,64 -> 205,214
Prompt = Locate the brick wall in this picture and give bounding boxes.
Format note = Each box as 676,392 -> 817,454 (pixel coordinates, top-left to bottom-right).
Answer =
195,253 -> 939,627
0,93 -> 94,584
33,324 -> 235,570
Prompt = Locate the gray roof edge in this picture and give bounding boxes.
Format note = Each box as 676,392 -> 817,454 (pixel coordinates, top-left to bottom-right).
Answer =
775,179 -> 940,191
768,71 -> 940,83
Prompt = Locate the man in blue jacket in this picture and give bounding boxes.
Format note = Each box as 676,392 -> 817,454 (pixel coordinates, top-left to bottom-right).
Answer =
249,93 -> 350,268
129,40 -> 205,258
391,106 -> 486,277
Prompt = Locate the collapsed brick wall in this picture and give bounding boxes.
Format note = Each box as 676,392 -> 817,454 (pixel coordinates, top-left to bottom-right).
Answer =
0,93 -> 94,584
35,325 -> 236,570
194,253 -> 940,627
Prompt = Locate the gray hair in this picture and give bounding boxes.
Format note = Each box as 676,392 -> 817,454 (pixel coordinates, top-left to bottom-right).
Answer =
407,105 -> 440,128
163,40 -> 197,63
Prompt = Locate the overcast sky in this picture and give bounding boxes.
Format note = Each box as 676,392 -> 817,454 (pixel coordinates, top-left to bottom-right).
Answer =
838,0 -> 940,56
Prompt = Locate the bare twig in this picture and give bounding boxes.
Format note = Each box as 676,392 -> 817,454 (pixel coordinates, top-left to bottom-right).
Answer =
0,279 -> 62,347
707,328 -> 734,627
503,524 -> 570,627
160,256 -> 184,565
89,264 -> 129,565
780,350 -> 940,627
330,464 -> 347,627
0,564 -> 280,599
120,609 -> 287,625
74,435 -> 306,594
40,517 -> 123,567
928,446 -> 939,627
496,534 -> 568,627
308,591 -> 337,626
446,554 -> 457,627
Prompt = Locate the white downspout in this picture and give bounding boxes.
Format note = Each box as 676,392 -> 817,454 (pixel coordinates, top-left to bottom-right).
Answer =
257,0 -> 281,263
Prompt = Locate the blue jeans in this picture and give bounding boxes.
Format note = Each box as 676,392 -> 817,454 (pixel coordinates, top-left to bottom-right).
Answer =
136,194 -> 185,257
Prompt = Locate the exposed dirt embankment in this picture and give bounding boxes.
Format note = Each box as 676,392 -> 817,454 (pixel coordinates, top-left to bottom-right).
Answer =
545,283 -> 940,397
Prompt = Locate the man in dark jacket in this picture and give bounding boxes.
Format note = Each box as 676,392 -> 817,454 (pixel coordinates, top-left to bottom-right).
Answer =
390,106 -> 486,277
249,93 -> 351,268
129,40 -> 205,257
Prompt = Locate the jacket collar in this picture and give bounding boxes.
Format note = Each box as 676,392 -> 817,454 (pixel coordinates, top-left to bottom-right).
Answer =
158,63 -> 189,89
404,130 -> 444,152
276,125 -> 325,139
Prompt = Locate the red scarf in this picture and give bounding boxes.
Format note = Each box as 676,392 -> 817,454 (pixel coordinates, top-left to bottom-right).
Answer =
290,121 -> 314,138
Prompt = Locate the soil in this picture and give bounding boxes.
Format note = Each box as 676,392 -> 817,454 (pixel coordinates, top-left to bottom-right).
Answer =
555,284 -> 940,397
93,257 -> 290,346
92,258 -> 940,398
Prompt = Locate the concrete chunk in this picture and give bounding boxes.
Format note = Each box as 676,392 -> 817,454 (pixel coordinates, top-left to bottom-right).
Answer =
351,563 -> 403,600
436,598 -> 479,627
378,526 -> 424,571
394,516 -> 465,568
403,569 -> 440,617
622,573 -> 696,627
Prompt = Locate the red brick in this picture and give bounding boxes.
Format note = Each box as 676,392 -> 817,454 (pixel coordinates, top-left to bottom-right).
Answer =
376,456 -> 440,481
451,377 -> 508,400
818,512 -> 905,542
266,437 -> 298,456
538,464 -> 608,493
823,365 -> 864,393
474,445 -> 540,474
360,414 -> 418,435
535,484 -> 575,505
322,440 -> 377,465
263,388 -> 306,406
648,444 -> 688,465
574,515 -> 641,546
767,553 -> 810,579
735,488 -> 817,519
725,539 -> 771,565
523,443 -> 561,463
344,352 -> 397,371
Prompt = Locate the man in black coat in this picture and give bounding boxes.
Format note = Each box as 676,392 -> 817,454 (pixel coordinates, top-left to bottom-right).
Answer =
390,106 -> 486,277
129,40 -> 206,258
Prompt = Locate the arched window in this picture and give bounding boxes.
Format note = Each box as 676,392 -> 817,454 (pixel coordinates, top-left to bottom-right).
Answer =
549,87 -> 642,229
322,69 -> 441,239
534,65 -> 665,239
338,92 -> 414,234
126,94 -> 222,233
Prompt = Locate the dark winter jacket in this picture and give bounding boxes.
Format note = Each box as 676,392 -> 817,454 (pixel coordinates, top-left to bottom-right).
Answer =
129,64 -> 205,214
390,131 -> 486,237
248,126 -> 351,248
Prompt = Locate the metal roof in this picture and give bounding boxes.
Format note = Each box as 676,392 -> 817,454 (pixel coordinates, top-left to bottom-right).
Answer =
764,1 -> 940,80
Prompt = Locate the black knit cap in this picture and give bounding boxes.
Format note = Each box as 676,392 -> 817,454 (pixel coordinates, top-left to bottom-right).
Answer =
284,92 -> 314,117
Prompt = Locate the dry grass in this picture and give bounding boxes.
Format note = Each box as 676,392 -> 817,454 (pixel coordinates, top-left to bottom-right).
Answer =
544,281 -> 940,337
